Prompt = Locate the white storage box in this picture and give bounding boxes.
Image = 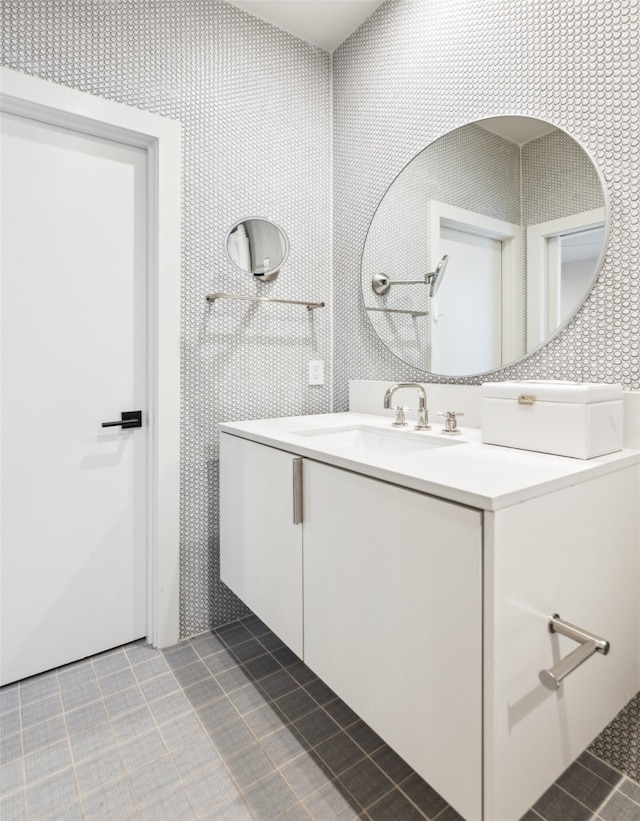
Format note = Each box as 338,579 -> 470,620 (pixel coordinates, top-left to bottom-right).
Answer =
481,381 -> 623,459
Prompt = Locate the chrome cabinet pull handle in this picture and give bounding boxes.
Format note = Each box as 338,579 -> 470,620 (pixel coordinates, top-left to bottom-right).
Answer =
539,614 -> 609,691
292,458 -> 303,525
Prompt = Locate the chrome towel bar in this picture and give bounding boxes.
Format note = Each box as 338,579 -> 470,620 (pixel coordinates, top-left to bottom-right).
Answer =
539,614 -> 609,691
206,292 -> 325,311
366,306 -> 428,318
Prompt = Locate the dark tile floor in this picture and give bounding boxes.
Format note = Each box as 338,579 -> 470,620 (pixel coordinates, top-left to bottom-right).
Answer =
1,615 -> 639,820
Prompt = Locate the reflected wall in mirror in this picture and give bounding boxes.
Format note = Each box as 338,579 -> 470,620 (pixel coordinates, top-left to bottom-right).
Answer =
362,116 -> 607,377
225,217 -> 289,281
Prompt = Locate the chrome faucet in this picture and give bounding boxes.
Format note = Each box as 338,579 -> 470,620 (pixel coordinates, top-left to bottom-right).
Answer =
383,383 -> 431,430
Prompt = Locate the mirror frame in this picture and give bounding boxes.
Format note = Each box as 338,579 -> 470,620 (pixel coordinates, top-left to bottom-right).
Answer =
224,216 -> 290,282
360,116 -> 611,378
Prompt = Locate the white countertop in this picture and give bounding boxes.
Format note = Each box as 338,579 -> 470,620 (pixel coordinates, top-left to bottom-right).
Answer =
219,412 -> 640,511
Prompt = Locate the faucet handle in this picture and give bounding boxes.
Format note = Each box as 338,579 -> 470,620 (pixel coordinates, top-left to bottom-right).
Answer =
415,406 -> 431,431
392,406 -> 410,427
437,411 -> 464,434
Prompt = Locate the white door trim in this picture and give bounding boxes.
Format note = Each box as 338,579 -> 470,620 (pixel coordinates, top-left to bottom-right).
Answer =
0,67 -> 181,649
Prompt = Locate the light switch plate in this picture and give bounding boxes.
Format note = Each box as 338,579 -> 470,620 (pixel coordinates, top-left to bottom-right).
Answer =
308,360 -> 324,385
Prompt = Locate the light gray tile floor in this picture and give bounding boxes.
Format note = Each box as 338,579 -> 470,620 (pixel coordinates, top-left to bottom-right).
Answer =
1,615 -> 638,820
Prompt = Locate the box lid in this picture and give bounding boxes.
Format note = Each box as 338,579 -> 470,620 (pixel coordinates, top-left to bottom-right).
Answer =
481,380 -> 623,404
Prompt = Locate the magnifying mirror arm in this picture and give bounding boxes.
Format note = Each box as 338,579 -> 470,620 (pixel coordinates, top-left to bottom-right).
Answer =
371,256 -> 447,297
371,272 -> 428,295
386,278 -> 427,286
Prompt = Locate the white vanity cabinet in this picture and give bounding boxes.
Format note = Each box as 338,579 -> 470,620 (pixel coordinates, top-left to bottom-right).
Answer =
219,434 -> 303,656
302,459 -> 483,820
221,433 -> 483,816
484,465 -> 639,821
219,427 -> 639,821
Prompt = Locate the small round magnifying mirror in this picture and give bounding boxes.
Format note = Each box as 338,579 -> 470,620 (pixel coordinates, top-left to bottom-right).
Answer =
427,255 -> 448,297
224,217 -> 289,281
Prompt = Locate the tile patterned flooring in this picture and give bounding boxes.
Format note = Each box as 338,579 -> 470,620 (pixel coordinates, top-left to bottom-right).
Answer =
1,615 -> 639,821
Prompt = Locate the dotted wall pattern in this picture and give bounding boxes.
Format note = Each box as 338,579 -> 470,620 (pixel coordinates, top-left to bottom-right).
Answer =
522,129 -> 605,227
589,691 -> 640,781
333,0 -> 639,406
1,0 -> 332,637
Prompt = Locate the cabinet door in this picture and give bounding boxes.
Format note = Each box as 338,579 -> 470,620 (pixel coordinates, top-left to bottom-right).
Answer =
219,434 -> 303,656
303,460 -> 483,821
485,466 -> 640,821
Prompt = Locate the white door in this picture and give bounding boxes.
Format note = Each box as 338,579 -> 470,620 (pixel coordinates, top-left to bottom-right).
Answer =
431,226 -> 502,375
1,111 -> 148,685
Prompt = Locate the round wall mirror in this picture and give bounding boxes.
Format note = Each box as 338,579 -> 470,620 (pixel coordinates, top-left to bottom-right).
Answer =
225,217 -> 289,281
361,116 -> 608,377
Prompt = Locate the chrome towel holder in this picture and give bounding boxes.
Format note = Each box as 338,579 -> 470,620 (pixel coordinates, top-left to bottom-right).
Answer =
206,292 -> 325,311
365,306 -> 428,318
538,614 -> 609,691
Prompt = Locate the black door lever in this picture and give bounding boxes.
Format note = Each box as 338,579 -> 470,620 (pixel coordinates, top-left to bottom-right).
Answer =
101,410 -> 142,429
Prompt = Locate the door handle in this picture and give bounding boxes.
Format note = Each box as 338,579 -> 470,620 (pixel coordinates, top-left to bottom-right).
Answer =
101,410 -> 142,429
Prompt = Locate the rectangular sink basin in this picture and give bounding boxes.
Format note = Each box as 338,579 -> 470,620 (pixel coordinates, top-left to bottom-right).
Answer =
297,425 -> 460,456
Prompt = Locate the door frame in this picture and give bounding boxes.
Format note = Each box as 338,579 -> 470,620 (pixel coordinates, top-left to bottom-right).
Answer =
429,200 -> 524,367
0,67 -> 181,649
526,207 -> 606,347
